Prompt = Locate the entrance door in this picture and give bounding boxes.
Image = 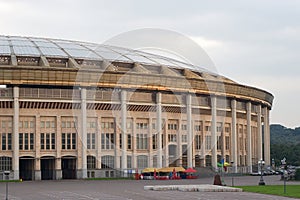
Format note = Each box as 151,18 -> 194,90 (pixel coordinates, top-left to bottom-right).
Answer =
62,157 -> 76,179
41,157 -> 55,180
19,157 -> 34,181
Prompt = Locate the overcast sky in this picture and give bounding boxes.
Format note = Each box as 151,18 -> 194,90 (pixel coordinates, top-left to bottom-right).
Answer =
1,0 -> 299,128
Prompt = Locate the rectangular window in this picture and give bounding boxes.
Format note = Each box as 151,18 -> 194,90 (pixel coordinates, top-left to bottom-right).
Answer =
87,133 -> 95,150
41,133 -> 45,149
137,134 -> 148,149
72,133 -> 76,149
194,125 -> 201,131
92,133 -> 95,149
110,133 -> 114,149
67,133 -> 71,149
41,121 -> 45,128
195,135 -> 201,149
225,136 -> 230,150
205,126 -> 211,132
46,121 -> 50,128
62,133 -> 65,149
51,133 -> 55,149
2,134 -> 6,150
168,134 -> 177,142
127,155 -> 132,169
87,133 -> 91,149
24,121 -> 28,128
127,134 -> 132,150
24,133 -> 28,150
30,133 -> 34,150
152,134 -> 157,150
182,135 -> 187,143
182,124 -> 187,130
101,133 -> 105,149
205,135 -> 211,150
19,133 -> 23,150
217,136 -> 221,150
46,134 -> 50,149
7,133 -> 11,150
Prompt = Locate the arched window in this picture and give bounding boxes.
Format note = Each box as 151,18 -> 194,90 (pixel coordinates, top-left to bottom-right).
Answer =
101,155 -> 114,169
87,155 -> 96,169
205,155 -> 212,167
137,155 -> 148,169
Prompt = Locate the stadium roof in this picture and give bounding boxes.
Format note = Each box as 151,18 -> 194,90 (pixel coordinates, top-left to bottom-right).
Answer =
0,35 -> 211,73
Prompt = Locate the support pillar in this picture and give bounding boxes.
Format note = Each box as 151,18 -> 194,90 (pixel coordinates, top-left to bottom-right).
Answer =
211,96 -> 217,171
80,88 -> 87,178
121,90 -> 127,172
257,105 -> 262,161
56,116 -> 62,179
13,86 -> 19,180
246,102 -> 252,173
186,94 -> 193,168
264,107 -> 270,166
156,92 -> 162,168
231,99 -> 238,173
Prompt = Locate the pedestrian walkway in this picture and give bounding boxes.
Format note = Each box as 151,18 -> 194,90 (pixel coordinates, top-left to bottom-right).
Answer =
144,184 -> 243,192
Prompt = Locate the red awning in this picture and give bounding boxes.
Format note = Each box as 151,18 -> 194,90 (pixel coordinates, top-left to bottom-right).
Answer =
184,168 -> 197,173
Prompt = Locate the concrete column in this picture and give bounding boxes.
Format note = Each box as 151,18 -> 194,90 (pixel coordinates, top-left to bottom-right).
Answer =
178,120 -> 182,166
231,99 -> 238,173
56,116 -> 62,179
80,88 -> 87,178
121,90 -> 127,171
97,116 -> 102,169
186,94 -> 193,168
264,107 -> 270,166
114,117 -> 120,170
13,86 -> 19,180
35,115 -> 41,180
246,102 -> 252,173
257,105 -> 262,161
149,118 -> 153,167
35,158 -> 41,180
132,118 -> 137,168
55,158 -> 62,180
211,96 -> 217,171
201,120 -> 206,167
156,92 -> 162,168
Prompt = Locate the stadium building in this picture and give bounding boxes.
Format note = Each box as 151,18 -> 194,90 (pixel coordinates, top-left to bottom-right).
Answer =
0,35 -> 273,180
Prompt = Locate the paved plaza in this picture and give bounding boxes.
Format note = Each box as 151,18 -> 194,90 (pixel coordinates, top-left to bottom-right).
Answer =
0,175 -> 299,200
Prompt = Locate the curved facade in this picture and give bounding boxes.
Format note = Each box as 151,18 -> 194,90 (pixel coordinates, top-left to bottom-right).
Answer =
0,35 -> 273,180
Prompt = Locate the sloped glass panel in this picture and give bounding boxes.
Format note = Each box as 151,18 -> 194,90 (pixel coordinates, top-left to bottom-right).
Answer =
13,46 -> 40,56
34,41 -> 57,48
64,48 -> 100,59
11,39 -> 35,46
56,42 -> 86,50
0,45 -> 11,54
39,47 -> 68,57
95,50 -> 132,62
0,40 -> 9,45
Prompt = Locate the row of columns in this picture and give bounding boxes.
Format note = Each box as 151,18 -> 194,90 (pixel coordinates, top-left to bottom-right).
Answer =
11,86 -> 270,180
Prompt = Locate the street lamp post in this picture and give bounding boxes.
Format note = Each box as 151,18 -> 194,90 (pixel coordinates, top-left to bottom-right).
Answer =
258,160 -> 265,185
4,171 -> 10,200
281,157 -> 287,194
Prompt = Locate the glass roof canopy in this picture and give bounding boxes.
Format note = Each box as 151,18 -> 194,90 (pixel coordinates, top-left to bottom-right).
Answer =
0,35 -> 209,73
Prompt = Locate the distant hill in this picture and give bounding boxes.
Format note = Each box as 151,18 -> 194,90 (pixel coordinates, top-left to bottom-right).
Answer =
270,124 -> 300,166
270,124 -> 300,145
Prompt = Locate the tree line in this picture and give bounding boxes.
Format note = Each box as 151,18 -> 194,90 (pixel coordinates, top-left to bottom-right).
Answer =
270,124 -> 300,166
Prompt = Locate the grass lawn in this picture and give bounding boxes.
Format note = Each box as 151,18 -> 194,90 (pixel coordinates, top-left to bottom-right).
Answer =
236,185 -> 300,199
85,177 -> 134,181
